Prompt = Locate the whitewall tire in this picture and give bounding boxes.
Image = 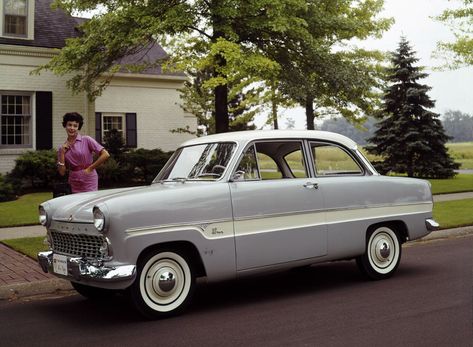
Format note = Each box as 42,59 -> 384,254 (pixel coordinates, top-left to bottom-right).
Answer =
356,226 -> 402,280
130,250 -> 195,319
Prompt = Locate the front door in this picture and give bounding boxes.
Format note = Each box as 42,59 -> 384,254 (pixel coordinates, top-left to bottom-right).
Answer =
230,141 -> 327,271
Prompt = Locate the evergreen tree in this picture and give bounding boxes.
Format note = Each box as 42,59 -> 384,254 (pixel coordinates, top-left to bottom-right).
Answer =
367,38 -> 459,178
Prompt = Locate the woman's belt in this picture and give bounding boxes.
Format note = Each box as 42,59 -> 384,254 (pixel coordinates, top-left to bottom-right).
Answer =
70,165 -> 89,172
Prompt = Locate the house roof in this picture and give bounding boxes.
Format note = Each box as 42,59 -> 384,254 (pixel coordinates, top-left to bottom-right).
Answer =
0,0 -> 181,76
0,0 -> 81,48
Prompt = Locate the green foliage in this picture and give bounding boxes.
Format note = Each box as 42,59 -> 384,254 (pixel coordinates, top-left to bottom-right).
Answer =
38,0 -> 392,133
367,38 -> 459,179
8,150 -> 58,191
0,174 -> 15,202
434,0 -> 473,68
121,148 -> 173,184
97,148 -> 174,186
103,128 -> 126,159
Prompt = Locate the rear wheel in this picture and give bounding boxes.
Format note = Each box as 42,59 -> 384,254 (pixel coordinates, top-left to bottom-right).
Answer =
129,250 -> 195,319
356,225 -> 402,280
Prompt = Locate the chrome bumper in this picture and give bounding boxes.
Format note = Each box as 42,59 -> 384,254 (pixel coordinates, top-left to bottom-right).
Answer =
38,251 -> 136,282
425,218 -> 440,231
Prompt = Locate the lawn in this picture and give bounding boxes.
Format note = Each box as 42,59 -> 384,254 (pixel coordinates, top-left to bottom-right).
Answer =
0,192 -> 52,227
447,142 -> 473,170
433,198 -> 473,229
2,236 -> 47,259
428,174 -> 473,195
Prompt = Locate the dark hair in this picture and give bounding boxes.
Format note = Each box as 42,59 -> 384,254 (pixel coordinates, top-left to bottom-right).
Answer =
62,112 -> 84,130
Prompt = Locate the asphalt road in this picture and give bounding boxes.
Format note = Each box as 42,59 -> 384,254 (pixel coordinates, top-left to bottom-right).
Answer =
1,236 -> 472,347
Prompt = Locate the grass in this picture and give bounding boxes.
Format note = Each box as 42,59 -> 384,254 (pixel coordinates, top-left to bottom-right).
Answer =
0,192 -> 52,227
428,174 -> 473,194
433,198 -> 473,229
447,142 -> 473,170
2,236 -> 48,259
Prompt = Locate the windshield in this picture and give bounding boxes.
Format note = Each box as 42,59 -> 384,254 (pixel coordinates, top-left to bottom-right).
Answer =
154,142 -> 236,182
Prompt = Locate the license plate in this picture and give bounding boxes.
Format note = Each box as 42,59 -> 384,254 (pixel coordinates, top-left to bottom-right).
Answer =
53,254 -> 68,276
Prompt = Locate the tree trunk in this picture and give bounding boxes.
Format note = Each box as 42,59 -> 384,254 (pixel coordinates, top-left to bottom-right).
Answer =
271,88 -> 279,129
215,84 -> 229,133
305,95 -> 315,130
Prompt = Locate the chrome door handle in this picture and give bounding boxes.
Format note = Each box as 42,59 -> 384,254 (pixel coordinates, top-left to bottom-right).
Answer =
303,182 -> 319,189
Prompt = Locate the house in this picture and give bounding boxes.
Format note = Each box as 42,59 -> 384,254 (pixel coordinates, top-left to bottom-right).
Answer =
0,0 -> 197,174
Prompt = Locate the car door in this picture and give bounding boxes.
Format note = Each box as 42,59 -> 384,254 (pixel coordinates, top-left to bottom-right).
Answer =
230,140 -> 327,271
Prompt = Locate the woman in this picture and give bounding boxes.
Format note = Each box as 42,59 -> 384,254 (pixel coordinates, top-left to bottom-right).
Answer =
57,112 -> 110,193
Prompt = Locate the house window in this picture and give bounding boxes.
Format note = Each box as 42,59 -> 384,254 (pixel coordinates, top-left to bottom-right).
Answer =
3,0 -> 28,37
0,94 -> 32,147
103,114 -> 125,141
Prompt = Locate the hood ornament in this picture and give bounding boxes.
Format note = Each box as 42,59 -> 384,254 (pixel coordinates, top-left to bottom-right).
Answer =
68,215 -> 73,222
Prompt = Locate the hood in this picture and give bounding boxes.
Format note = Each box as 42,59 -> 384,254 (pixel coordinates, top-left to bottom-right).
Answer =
42,181 -> 221,224
42,186 -> 145,223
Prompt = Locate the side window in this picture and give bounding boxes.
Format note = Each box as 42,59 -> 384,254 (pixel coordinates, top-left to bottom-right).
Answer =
234,145 -> 260,180
284,150 -> 306,178
311,142 -> 363,176
234,141 -> 308,181
257,152 -> 282,180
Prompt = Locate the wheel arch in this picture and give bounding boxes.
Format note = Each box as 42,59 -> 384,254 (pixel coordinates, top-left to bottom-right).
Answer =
137,241 -> 207,278
366,220 -> 409,244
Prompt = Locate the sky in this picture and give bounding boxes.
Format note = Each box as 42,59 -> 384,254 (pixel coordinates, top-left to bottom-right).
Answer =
256,0 -> 473,129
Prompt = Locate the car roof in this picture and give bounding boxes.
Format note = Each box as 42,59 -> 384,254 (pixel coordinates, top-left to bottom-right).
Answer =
180,130 -> 359,150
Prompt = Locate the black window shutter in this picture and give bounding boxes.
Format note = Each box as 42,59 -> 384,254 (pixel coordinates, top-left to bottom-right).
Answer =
125,113 -> 137,148
35,91 -> 53,150
95,112 -> 102,144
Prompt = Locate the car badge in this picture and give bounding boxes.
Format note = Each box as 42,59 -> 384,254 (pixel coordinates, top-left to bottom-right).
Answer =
68,215 -> 73,222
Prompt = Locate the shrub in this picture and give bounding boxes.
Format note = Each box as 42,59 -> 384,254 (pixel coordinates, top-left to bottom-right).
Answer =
103,129 -> 126,160
121,148 -> 173,185
0,173 -> 16,202
8,150 -> 57,191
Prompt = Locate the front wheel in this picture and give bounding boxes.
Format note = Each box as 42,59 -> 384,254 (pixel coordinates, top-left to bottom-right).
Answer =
129,250 -> 195,319
356,226 -> 402,280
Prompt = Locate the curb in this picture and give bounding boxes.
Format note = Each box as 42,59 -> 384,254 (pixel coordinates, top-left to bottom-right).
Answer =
0,278 -> 73,300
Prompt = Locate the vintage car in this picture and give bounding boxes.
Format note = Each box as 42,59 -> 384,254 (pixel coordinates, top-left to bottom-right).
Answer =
38,130 -> 438,318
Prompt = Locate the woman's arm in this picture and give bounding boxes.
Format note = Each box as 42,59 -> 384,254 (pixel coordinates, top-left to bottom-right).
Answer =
57,144 -> 69,176
85,149 -> 110,173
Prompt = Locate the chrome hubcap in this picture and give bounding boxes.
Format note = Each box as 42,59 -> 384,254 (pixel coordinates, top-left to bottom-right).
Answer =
377,241 -> 391,260
157,270 -> 176,292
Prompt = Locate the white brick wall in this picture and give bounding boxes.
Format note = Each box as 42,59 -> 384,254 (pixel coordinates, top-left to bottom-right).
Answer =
96,76 -> 197,151
0,46 -> 197,174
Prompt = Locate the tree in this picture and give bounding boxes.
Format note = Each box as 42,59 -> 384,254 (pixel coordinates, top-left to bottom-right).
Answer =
367,38 -> 459,178
38,0 -> 310,133
442,110 -> 473,142
435,0 -> 473,68
38,0 -> 392,134
272,0 -> 392,130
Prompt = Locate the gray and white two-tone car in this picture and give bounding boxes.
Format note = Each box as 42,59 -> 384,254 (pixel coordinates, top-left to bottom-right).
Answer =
38,130 -> 438,318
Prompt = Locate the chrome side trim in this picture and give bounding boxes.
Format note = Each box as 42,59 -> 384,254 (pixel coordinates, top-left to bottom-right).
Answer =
37,251 -> 136,282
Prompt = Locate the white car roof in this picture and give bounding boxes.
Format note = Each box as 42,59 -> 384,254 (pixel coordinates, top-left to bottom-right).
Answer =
181,130 -> 358,150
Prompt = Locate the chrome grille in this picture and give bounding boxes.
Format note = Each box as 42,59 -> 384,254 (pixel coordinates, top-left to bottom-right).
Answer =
51,231 -> 105,258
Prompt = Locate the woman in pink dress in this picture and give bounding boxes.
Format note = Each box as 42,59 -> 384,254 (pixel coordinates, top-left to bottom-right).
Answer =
57,112 -> 110,193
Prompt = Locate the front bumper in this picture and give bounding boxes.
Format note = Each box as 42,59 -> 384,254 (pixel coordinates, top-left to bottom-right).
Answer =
38,251 -> 136,283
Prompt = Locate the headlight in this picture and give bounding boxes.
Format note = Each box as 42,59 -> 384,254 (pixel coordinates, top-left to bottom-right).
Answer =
93,206 -> 105,232
39,206 -> 48,226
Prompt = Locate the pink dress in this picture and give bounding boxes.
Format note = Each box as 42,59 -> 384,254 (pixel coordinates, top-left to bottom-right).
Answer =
58,134 -> 104,193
